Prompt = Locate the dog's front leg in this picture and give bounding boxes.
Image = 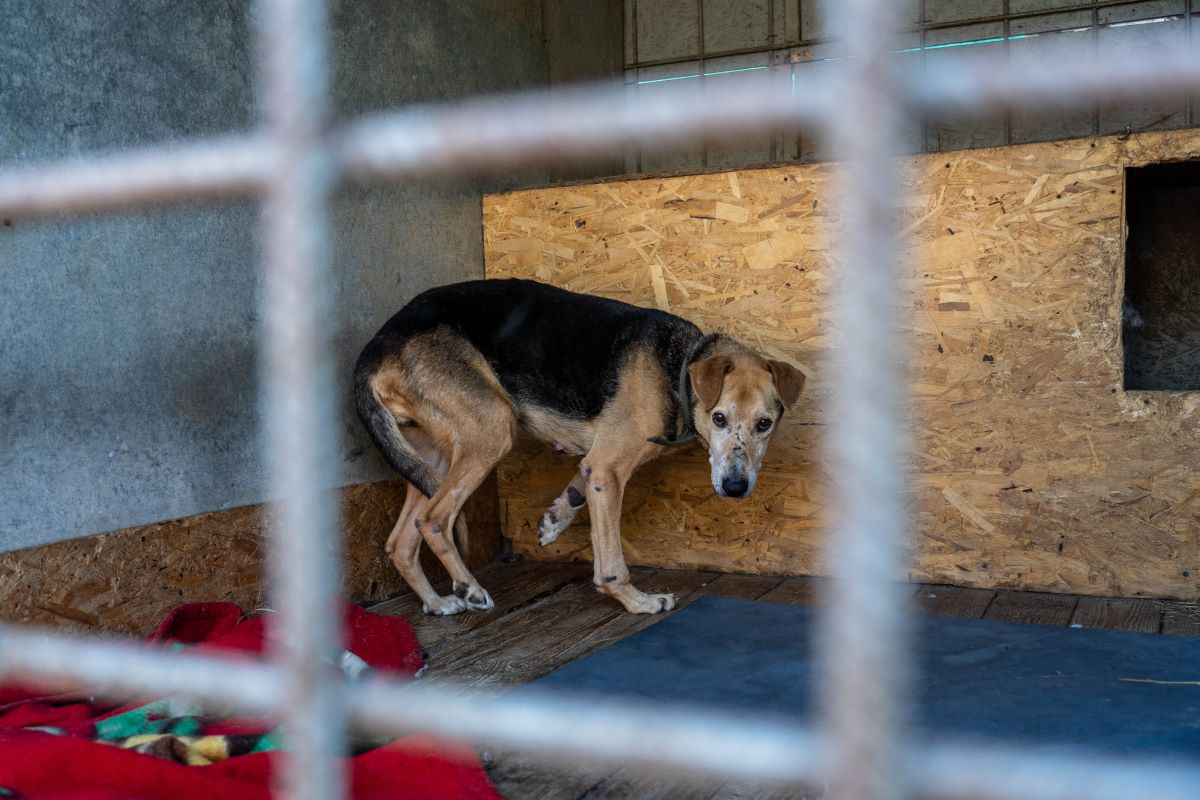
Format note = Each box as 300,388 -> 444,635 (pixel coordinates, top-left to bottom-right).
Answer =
537,470 -> 589,546
583,459 -> 676,614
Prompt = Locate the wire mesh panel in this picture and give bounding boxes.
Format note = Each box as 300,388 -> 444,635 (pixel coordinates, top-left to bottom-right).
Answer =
1,1 -> 1200,798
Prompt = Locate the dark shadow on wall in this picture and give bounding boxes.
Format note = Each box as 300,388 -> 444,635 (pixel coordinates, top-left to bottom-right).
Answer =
1123,161 -> 1200,391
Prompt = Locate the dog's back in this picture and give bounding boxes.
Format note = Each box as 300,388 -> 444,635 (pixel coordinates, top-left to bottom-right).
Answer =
356,279 -> 700,420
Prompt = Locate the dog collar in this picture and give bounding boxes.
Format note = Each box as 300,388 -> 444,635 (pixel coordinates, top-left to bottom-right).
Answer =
647,334 -> 713,448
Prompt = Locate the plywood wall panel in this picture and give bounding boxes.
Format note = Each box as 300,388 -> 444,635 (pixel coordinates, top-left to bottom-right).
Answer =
1,477 -> 501,636
484,129 -> 1200,600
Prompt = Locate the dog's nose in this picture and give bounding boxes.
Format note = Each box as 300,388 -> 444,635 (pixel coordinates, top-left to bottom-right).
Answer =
721,475 -> 749,498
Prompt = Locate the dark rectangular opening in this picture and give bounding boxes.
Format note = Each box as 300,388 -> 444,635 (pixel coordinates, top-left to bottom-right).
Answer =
1122,161 -> 1200,391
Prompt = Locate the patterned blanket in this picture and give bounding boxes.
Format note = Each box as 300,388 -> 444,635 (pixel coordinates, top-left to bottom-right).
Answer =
0,602 -> 498,800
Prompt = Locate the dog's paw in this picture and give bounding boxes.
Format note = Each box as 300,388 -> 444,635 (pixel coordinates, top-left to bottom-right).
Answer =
452,581 -> 495,612
537,511 -> 565,546
466,587 -> 494,612
621,591 -> 677,615
653,592 -> 677,613
422,595 -> 468,616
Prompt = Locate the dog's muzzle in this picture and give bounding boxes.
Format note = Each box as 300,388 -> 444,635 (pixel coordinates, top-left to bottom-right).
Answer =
720,474 -> 750,498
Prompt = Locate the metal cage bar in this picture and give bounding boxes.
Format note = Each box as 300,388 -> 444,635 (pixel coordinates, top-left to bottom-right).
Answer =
257,0 -> 344,797
819,2 -> 912,799
1,2 -> 1199,799
3,623 -> 1200,799
3,42 -> 1199,214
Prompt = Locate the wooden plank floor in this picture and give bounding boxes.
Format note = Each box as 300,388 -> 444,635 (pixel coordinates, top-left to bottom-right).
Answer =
371,560 -> 1200,800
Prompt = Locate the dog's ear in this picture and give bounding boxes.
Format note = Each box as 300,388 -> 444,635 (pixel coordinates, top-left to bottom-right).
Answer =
767,360 -> 805,411
688,355 -> 732,412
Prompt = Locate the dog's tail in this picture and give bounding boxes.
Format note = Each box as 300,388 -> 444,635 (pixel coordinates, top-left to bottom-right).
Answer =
354,346 -> 440,499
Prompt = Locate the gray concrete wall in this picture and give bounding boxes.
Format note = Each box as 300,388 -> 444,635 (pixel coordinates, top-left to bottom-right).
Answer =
1,0 -> 547,551
543,0 -> 627,182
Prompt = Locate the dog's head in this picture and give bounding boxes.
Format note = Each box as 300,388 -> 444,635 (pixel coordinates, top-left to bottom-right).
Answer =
688,348 -> 805,499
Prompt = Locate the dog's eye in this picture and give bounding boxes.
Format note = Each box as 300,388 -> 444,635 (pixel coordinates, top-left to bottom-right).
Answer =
711,412 -> 726,428
756,418 -> 773,432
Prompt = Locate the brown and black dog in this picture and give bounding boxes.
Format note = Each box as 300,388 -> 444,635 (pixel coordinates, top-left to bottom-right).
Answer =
354,279 -> 804,615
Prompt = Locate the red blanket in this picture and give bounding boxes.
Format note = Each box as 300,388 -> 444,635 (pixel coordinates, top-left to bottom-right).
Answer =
0,603 -> 500,800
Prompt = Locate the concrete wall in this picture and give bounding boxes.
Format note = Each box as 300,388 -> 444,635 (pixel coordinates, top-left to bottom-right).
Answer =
0,0 -> 548,551
543,0 -> 627,182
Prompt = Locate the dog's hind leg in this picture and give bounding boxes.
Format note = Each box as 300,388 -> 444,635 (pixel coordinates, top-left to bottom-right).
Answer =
384,447 -> 474,616
416,418 -> 513,612
377,329 -> 515,613
452,511 -> 471,559
537,470 -> 588,546
386,480 -> 423,557
406,349 -> 516,613
386,482 -> 464,616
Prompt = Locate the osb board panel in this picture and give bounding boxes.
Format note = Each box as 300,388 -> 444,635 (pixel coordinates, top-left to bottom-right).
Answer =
0,475 -> 501,636
483,129 -> 1200,601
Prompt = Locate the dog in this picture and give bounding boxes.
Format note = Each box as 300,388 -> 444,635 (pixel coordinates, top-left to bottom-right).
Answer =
354,279 -> 804,615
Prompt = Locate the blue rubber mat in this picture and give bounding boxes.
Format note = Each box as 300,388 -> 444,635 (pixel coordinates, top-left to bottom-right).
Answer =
530,595 -> 1200,759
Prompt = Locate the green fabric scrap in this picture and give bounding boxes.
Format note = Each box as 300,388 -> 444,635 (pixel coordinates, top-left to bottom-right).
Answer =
94,697 -> 204,741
